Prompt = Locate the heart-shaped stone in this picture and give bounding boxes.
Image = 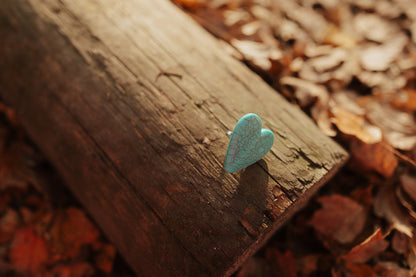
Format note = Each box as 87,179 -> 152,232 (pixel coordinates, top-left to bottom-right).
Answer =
224,113 -> 274,173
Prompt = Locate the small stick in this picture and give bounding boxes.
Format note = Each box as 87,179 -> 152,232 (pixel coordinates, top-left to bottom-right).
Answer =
382,143 -> 416,168
155,71 -> 183,81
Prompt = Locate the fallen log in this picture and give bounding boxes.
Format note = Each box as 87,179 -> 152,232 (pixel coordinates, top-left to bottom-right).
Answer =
0,0 -> 348,276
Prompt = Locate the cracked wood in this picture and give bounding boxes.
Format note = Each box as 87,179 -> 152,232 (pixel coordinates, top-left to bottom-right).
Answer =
0,0 -> 348,276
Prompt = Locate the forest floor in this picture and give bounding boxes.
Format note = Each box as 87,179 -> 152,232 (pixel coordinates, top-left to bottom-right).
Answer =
1,0 -> 416,276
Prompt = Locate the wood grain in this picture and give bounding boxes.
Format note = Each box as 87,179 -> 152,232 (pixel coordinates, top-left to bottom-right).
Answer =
0,0 -> 348,276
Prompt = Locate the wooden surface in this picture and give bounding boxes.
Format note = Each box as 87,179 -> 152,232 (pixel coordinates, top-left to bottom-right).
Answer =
0,0 -> 348,276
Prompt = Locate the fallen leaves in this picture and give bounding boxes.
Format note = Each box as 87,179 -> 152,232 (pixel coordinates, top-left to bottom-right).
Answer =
309,194 -> 366,244
0,110 -> 122,276
359,34 -> 408,71
9,226 -> 49,275
331,107 -> 381,144
349,140 -> 398,178
0,209 -> 20,243
374,182 -> 413,237
342,229 -> 389,264
51,207 -> 100,259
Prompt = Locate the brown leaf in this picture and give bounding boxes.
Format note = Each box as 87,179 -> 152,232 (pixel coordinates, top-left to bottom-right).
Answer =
173,0 -> 205,10
308,48 -> 348,73
395,182 -> 416,222
94,243 -> 116,274
400,174 -> 416,203
392,89 -> 416,112
374,183 -> 413,236
51,207 -> 100,259
280,76 -> 336,136
353,13 -> 397,43
9,226 -> 49,274
236,257 -> 272,277
50,262 -> 95,277
230,39 -> 282,70
342,262 -> 378,277
359,34 -> 407,71
265,248 -> 296,277
323,25 -> 357,48
342,228 -> 389,263
374,261 -> 413,277
331,106 -> 382,144
0,209 -> 20,243
364,100 -> 416,151
0,193 -> 10,214
351,184 -> 374,207
0,142 -> 31,190
356,70 -> 405,93
298,254 -> 319,275
391,231 -> 409,255
408,235 -> 416,274
309,194 -> 366,244
349,139 -> 398,178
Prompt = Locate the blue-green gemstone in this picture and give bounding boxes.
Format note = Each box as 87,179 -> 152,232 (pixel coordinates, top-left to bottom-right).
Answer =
224,113 -> 274,173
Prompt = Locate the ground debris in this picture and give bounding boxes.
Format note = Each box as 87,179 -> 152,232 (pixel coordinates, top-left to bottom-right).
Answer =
0,108 -> 132,276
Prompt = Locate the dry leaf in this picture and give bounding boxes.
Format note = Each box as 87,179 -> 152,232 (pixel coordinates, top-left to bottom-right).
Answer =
359,34 -> 407,71
223,9 -> 251,26
343,262 -> 378,277
236,257 -> 272,277
0,209 -> 20,243
391,231 -> 409,255
173,0 -> 206,9
323,24 -> 357,48
409,236 -> 416,274
94,243 -> 116,274
277,0 -> 329,42
364,101 -> 416,151
9,226 -> 49,274
400,174 -> 416,203
374,261 -> 413,277
308,48 -> 348,73
265,249 -> 296,277
280,76 -> 336,136
353,13 -> 396,43
392,89 -> 416,112
50,207 -> 100,259
356,70 -> 406,93
230,39 -> 282,70
350,184 -> 374,206
331,90 -> 365,114
309,194 -> 366,244
51,262 -> 95,277
0,193 -> 10,215
298,254 -> 319,275
342,228 -> 389,263
0,142 -> 32,190
349,139 -> 398,178
375,0 -> 402,18
331,106 -> 382,144
374,183 -> 413,237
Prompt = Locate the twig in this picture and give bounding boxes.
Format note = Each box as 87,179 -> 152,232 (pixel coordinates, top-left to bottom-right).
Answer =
155,71 -> 183,81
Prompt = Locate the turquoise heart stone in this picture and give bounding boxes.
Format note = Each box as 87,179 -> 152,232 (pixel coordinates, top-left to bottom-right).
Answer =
224,113 -> 274,173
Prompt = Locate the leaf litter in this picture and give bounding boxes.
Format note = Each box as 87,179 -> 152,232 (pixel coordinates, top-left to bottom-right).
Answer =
0,110 -> 132,276
173,0 -> 416,276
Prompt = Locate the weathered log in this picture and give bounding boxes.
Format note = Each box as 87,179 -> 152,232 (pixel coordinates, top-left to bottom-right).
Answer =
0,0 -> 348,276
